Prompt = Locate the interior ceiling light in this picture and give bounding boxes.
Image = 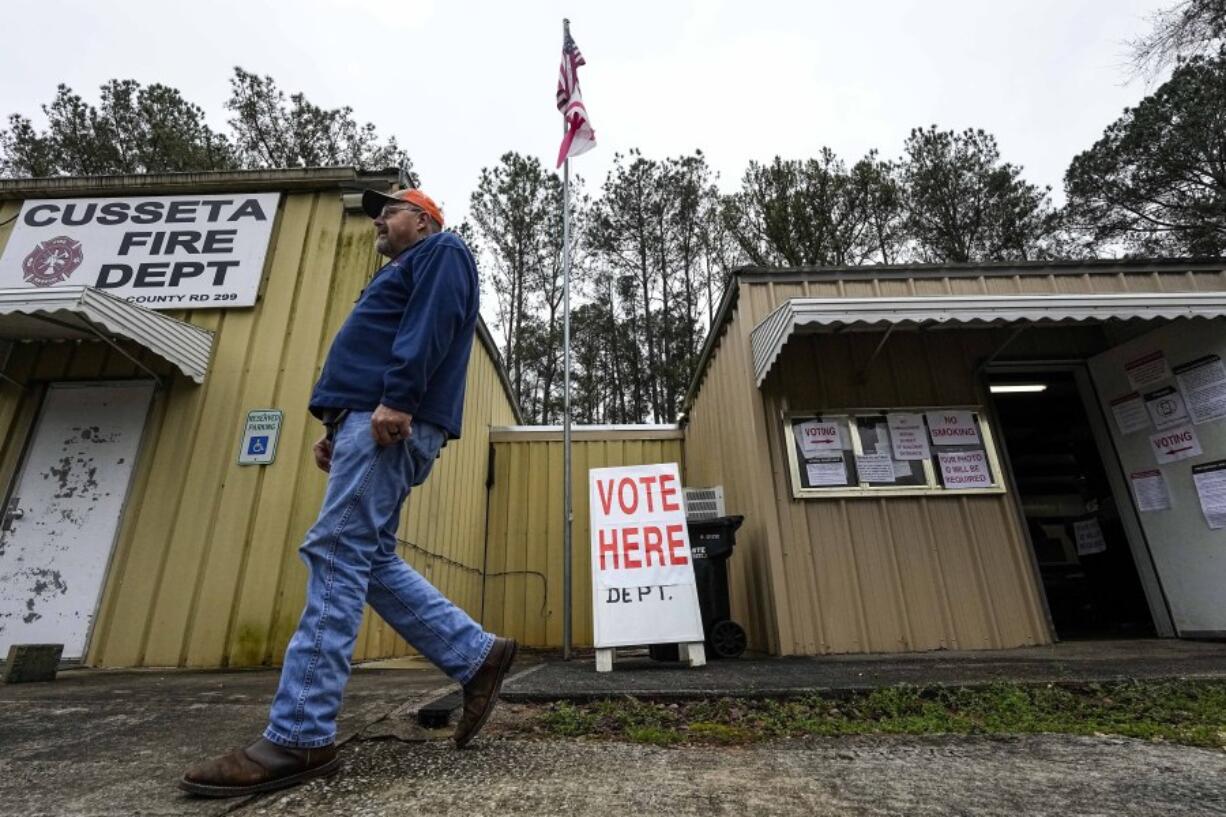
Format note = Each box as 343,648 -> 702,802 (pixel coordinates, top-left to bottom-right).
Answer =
989,383 -> 1048,394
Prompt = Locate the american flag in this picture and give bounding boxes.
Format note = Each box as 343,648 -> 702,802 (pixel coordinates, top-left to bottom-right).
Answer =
556,20 -> 596,168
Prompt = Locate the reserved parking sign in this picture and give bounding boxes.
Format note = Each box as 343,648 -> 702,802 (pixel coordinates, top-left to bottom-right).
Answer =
238,409 -> 283,465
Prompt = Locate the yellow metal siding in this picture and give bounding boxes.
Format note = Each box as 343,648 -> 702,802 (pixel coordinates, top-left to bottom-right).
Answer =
758,329 -> 1053,653
483,434 -> 685,648
0,189 -> 518,668
682,294 -> 792,655
685,266 -> 1226,656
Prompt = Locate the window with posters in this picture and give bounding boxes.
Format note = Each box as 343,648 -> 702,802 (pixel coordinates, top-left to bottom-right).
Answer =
783,408 -> 1006,498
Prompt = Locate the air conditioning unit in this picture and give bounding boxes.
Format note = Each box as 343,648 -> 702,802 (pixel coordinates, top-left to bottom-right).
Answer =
683,485 -> 725,521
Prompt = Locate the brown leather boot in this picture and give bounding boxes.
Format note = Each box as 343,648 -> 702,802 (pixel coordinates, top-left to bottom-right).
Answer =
178,737 -> 340,798
453,637 -> 518,749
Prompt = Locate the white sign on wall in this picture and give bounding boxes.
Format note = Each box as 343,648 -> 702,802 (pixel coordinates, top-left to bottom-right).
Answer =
1143,385 -> 1189,430
854,453 -> 896,483
1129,469 -> 1172,512
1073,517 -> 1108,556
925,411 -> 981,446
887,412 -> 932,460
1174,355 -> 1226,425
1149,424 -> 1202,465
0,194 -> 280,309
238,409 -> 283,465
1109,392 -> 1151,435
795,419 -> 842,458
589,463 -> 704,649
1125,350 -> 1172,390
936,450 -> 993,489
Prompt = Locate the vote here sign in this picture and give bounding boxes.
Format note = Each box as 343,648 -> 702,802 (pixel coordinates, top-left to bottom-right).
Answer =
589,463 -> 703,649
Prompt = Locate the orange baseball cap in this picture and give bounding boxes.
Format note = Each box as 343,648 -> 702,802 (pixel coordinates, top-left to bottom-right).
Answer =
361,188 -> 444,227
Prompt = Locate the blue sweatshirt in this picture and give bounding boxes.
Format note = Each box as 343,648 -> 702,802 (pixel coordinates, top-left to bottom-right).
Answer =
309,231 -> 478,439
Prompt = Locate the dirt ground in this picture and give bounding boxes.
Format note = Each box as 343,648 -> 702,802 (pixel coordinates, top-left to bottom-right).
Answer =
218,729 -> 1226,817
3,647 -> 1226,817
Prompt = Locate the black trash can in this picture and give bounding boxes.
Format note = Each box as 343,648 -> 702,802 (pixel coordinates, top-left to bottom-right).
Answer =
649,514 -> 747,661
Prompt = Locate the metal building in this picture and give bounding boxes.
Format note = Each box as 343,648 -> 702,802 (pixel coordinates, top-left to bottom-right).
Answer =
0,169 -> 519,668
684,261 -> 1226,655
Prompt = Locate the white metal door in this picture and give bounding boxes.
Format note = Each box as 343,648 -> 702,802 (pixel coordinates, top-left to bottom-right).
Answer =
0,382 -> 154,659
1087,318 -> 1226,636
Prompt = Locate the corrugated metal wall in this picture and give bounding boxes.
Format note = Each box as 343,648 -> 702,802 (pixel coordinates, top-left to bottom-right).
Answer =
685,265 -> 1226,656
0,184 -> 518,668
482,429 -> 686,648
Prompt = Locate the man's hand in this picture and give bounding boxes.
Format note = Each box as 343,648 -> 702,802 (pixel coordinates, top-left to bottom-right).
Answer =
313,434 -> 333,473
372,404 -> 413,446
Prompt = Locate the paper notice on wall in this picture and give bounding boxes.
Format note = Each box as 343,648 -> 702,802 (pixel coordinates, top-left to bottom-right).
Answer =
1129,469 -> 1172,512
1073,518 -> 1108,556
1149,424 -> 1202,464
1191,460 -> 1226,530
1125,350 -> 1172,390
1174,355 -> 1226,425
888,412 -> 932,460
1143,385 -> 1190,430
893,459 -> 914,479
795,420 -> 843,459
855,453 -> 896,483
1110,392 -> 1151,435
806,457 -> 849,487
925,411 -> 981,446
937,450 -> 993,489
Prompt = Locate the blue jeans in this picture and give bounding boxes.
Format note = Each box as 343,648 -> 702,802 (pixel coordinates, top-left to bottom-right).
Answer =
264,412 -> 495,748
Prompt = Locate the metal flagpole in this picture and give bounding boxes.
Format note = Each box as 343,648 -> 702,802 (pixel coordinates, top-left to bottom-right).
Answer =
561,17 -> 574,662
562,163 -> 574,661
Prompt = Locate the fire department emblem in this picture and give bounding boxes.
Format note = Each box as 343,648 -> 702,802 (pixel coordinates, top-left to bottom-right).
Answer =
22,236 -> 84,287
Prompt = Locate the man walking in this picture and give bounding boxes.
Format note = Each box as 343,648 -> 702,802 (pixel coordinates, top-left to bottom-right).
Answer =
180,188 -> 516,798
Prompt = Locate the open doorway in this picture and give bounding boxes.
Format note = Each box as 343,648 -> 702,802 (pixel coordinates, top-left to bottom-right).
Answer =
989,371 -> 1155,639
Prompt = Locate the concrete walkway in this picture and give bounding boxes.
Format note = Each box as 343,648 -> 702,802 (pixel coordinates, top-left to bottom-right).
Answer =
502,639 -> 1226,701
0,658 -> 456,817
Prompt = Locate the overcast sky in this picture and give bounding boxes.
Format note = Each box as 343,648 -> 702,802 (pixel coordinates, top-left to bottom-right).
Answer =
2,0 -> 1173,224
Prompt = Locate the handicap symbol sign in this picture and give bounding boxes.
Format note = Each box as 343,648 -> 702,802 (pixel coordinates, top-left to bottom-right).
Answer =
238,410 -> 283,465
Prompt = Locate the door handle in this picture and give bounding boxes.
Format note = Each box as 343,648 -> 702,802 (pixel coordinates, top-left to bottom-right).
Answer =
2,498 -> 22,532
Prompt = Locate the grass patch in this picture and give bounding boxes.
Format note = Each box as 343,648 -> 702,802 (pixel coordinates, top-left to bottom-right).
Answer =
527,680 -> 1226,749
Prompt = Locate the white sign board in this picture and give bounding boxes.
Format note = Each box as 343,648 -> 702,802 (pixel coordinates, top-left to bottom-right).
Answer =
1143,386 -> 1189,430
805,458 -> 848,487
1073,518 -> 1108,556
854,453 -> 896,483
589,463 -> 704,648
887,412 -> 931,460
795,420 -> 842,458
936,450 -> 993,489
238,409 -> 283,465
1191,460 -> 1226,531
1125,350 -> 1172,390
1109,392 -> 1151,435
1149,424 -> 1202,465
1129,469 -> 1172,513
0,194 -> 279,309
925,411 -> 981,446
1174,355 -> 1226,425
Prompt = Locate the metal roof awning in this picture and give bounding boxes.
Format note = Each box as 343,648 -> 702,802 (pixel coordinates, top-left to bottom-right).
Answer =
751,292 -> 1226,386
0,287 -> 215,384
